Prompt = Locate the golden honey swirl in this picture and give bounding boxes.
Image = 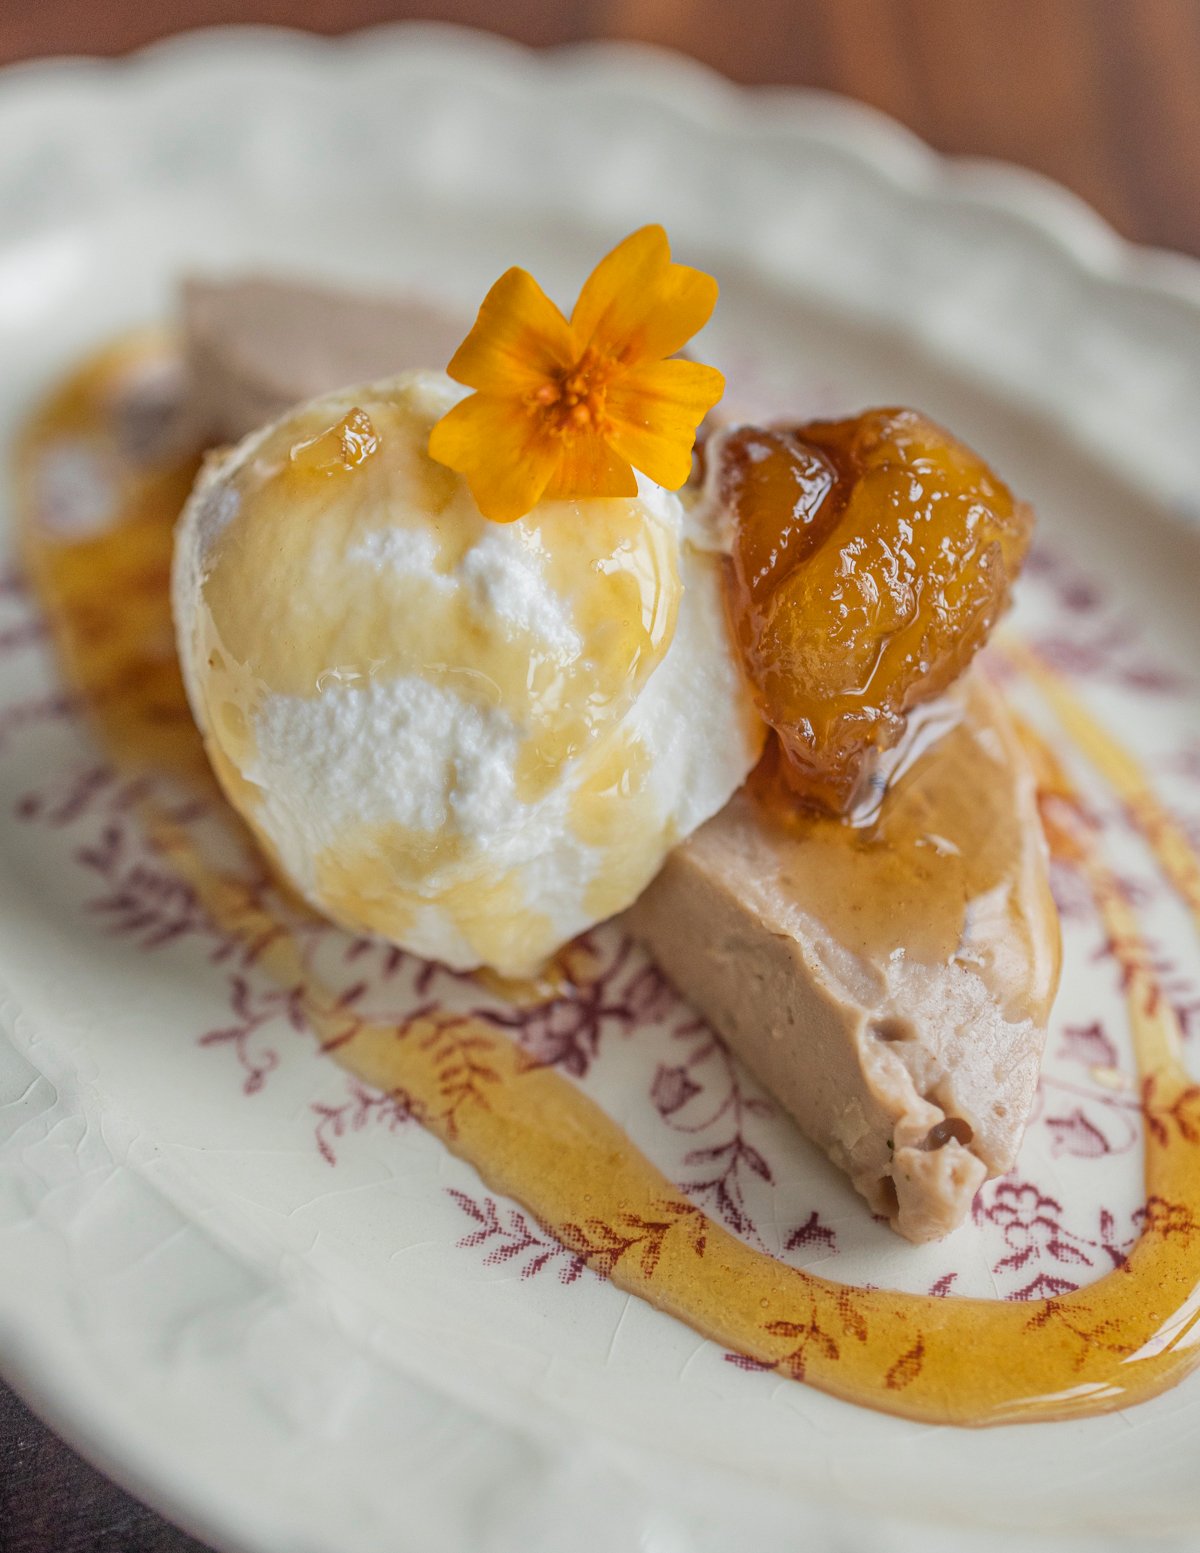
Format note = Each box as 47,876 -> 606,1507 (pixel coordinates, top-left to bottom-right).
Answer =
15,333 -> 1200,1427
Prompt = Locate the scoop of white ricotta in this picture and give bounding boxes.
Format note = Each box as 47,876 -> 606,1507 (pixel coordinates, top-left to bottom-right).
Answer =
172,370 -> 762,977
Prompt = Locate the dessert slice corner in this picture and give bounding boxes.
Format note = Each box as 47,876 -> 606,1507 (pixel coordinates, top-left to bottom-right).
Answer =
626,669 -> 1061,1243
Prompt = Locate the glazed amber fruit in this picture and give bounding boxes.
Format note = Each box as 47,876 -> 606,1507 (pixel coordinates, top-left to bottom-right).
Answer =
719,408 -> 1032,814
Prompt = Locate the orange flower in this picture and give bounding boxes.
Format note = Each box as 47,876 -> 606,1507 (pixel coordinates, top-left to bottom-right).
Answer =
427,225 -> 725,523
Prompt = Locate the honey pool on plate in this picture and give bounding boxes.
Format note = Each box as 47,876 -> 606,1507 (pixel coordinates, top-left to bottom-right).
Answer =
15,332 -> 1200,1428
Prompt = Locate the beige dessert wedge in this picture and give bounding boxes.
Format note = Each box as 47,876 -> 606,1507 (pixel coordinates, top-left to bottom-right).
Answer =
628,671 -> 1060,1242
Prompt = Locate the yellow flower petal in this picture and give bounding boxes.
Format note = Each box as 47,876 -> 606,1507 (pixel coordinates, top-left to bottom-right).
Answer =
428,392 -> 559,523
570,225 -> 718,368
446,267 -> 576,395
604,358 -> 725,490
543,434 -> 638,505
428,227 -> 726,523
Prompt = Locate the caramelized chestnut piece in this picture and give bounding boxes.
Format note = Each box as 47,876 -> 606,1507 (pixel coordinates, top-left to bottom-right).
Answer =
719,408 -> 1032,814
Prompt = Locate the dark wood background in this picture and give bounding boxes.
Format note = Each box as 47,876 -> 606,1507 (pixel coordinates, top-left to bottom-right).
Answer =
5,0 -> 1200,255
1,3 -> 1197,1550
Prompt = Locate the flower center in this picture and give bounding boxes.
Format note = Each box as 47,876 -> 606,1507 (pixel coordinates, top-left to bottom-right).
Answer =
532,349 -> 614,439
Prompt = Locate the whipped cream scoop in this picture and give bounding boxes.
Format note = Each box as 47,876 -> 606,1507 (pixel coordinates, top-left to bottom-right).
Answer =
172,370 -> 762,977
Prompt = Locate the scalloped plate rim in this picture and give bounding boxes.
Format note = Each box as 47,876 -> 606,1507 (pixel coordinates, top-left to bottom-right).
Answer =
0,23 -> 1198,1553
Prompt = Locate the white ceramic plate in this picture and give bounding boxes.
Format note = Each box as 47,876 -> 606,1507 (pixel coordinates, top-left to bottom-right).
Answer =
1,25 -> 1199,1553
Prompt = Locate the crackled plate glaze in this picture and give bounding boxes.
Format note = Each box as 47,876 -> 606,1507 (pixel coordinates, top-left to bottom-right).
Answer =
1,25 -> 1199,1553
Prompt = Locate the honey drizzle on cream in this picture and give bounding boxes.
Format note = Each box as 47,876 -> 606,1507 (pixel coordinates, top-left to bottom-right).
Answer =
16,335 -> 1200,1428
188,376 -> 679,974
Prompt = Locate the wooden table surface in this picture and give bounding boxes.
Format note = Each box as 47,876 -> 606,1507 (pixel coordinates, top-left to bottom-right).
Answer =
1,2 -> 1197,1550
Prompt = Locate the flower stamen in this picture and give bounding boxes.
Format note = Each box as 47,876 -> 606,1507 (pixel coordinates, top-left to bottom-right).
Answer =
529,350 -> 615,440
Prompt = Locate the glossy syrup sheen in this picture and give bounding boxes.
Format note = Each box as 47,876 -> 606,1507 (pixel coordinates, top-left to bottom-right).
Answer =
744,683 -> 1060,1021
15,335 -> 1200,1428
720,411 -> 1032,814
